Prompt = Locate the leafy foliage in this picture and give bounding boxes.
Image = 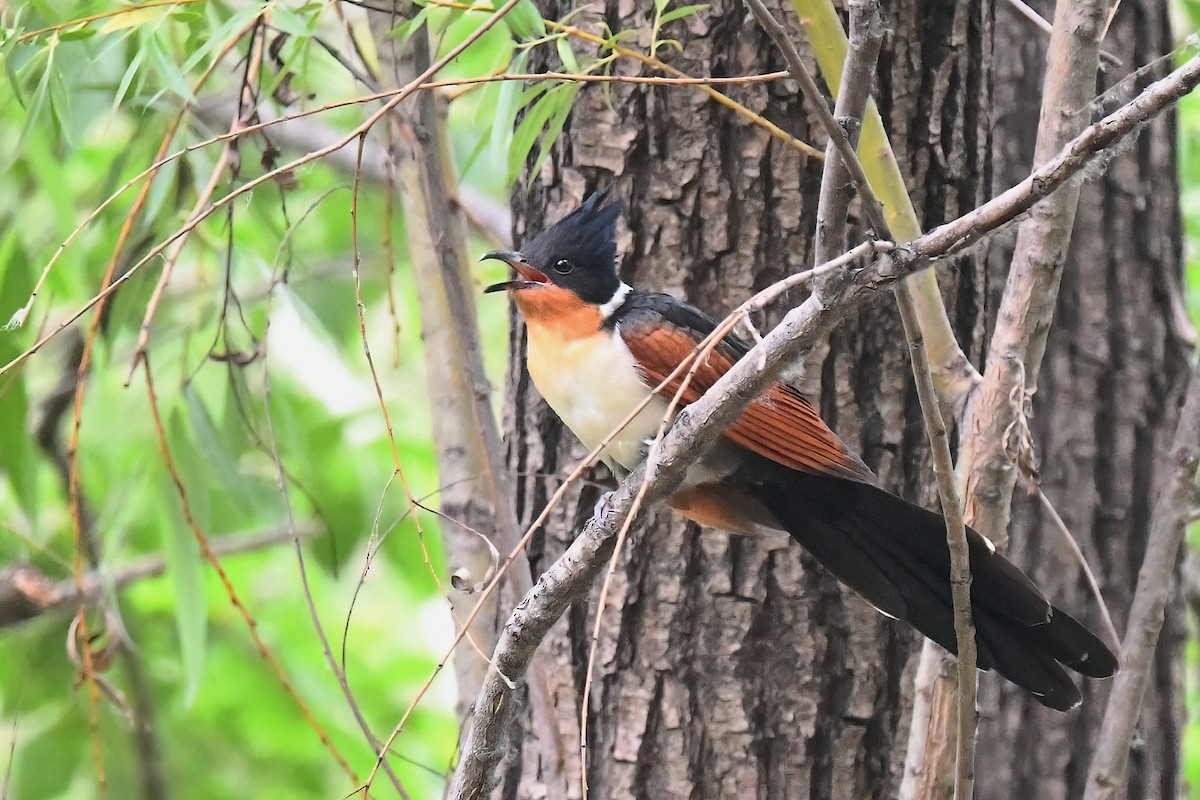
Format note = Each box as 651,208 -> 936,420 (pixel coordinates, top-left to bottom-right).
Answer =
0,0 -> 552,796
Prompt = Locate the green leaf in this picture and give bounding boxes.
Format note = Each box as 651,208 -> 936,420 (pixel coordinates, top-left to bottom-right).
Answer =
459,121 -> 493,179
658,3 -> 709,25
528,83 -> 579,184
145,31 -> 193,102
47,56 -> 71,144
184,386 -> 258,516
112,47 -> 146,113
555,35 -> 579,74
164,410 -> 209,707
509,84 -> 559,183
18,45 -> 52,131
510,82 -> 578,184
57,24 -> 97,41
504,0 -> 546,40
0,31 -> 24,105
14,713 -> 87,798
181,5 -> 263,74
0,232 -> 37,519
388,7 -> 429,46
272,5 -> 318,38
483,48 -> 527,168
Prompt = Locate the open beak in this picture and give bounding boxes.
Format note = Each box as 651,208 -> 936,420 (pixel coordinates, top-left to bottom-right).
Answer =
481,249 -> 551,293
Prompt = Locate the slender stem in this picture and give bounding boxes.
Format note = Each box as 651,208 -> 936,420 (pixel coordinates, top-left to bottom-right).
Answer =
895,288 -> 977,800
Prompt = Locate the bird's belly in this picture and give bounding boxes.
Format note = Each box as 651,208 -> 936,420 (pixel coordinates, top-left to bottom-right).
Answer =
526,328 -> 670,471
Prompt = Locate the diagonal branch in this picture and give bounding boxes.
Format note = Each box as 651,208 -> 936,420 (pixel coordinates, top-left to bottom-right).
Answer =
789,0 -> 982,409
1083,358 -> 1200,799
446,50 -> 1200,796
744,0 -> 891,239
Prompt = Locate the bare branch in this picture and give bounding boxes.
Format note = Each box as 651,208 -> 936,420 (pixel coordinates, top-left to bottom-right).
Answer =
0,525 -> 319,630
813,0 -> 884,263
447,52 -> 1200,795
1002,0 -> 1122,66
895,288 -> 977,800
1083,358 -> 1200,799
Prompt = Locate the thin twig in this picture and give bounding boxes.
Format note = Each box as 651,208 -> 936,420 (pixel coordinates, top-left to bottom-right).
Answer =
1031,485 -> 1121,650
142,357 -> 360,785
52,19 -> 260,796
895,287 -> 976,800
14,0 -> 204,43
123,16 -> 266,384
1002,0 -> 1122,66
259,180 -> 411,796
124,146 -> 232,384
0,525 -> 320,629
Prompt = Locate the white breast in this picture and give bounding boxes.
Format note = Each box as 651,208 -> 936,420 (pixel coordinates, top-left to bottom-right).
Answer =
526,325 -> 670,472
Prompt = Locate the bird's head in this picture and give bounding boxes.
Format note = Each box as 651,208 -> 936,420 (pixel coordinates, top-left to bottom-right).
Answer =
482,190 -> 623,305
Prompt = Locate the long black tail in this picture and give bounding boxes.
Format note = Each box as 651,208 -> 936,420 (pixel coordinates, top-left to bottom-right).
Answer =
742,466 -> 1118,711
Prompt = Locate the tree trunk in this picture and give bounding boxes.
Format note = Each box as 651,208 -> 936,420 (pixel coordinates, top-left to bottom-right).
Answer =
495,0 -> 1186,797
977,3 -> 1190,799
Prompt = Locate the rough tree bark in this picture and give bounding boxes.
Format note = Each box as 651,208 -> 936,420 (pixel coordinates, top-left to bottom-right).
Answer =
493,0 -> 1186,798
501,0 -> 988,796
976,2 -> 1191,799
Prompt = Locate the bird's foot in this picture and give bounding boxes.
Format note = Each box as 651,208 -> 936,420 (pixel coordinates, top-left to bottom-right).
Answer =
593,490 -> 615,520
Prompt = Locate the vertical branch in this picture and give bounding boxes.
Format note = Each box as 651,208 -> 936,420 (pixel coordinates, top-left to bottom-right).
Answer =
800,0 -> 882,397
1083,357 -> 1200,800
261,181 -> 412,797
813,0 -> 884,264
962,0 -> 1114,551
369,0 -> 507,666
895,289 -> 977,800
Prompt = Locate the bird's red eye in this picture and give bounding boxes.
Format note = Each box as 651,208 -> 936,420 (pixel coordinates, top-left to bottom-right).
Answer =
553,259 -> 574,275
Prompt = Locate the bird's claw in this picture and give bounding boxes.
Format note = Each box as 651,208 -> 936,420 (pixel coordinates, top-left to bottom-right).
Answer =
593,490 -> 615,519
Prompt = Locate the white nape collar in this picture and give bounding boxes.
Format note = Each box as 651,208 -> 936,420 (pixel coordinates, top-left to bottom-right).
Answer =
599,282 -> 632,319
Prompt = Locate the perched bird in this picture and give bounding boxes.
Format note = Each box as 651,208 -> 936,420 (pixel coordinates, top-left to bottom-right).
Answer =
483,191 -> 1117,711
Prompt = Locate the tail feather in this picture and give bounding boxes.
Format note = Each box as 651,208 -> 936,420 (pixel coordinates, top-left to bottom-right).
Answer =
741,466 -> 1117,711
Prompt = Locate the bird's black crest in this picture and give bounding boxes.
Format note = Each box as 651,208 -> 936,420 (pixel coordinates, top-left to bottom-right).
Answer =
520,191 -> 623,304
